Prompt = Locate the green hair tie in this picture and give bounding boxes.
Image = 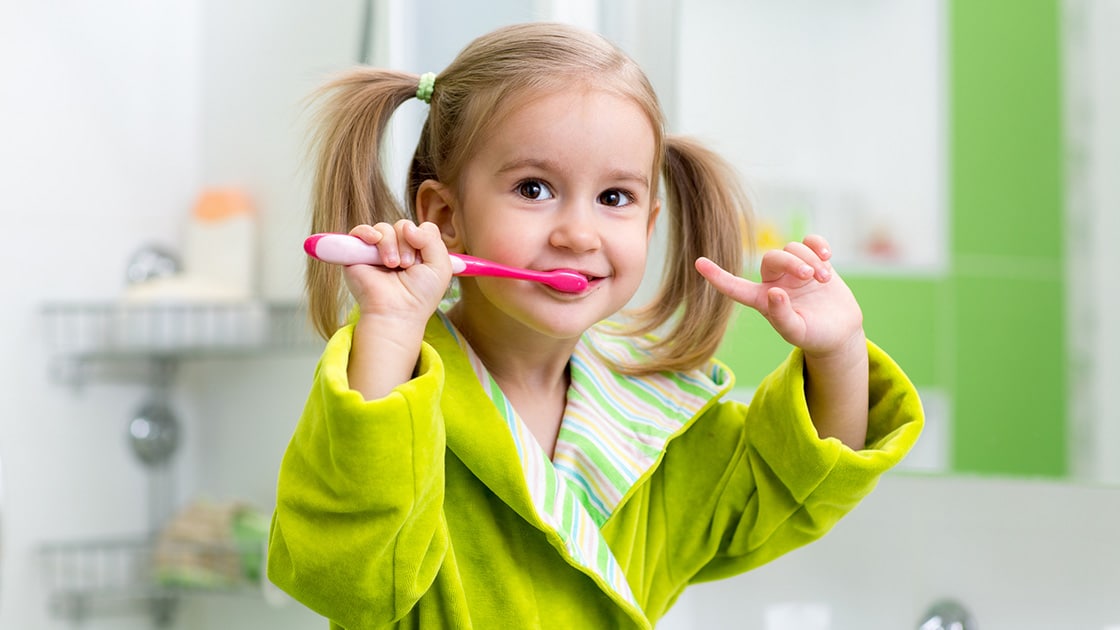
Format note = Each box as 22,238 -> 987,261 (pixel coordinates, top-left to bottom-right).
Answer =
416,72 -> 436,104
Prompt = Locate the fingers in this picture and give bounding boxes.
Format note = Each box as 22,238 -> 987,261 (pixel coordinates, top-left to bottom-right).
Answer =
782,241 -> 831,282
695,257 -> 766,310
801,234 -> 831,261
758,235 -> 833,283
349,221 -> 425,268
408,221 -> 453,276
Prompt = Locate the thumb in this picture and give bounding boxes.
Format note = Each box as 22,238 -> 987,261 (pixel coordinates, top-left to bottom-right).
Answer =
764,287 -> 805,344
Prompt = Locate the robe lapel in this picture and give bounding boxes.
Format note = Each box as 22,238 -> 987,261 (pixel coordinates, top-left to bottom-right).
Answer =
425,315 -> 543,529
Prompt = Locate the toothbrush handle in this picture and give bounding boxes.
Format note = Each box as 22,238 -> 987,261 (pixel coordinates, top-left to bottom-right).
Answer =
305,233 -> 588,293
304,233 -> 468,272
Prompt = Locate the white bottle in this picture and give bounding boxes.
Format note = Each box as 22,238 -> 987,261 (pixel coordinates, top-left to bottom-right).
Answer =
181,187 -> 257,300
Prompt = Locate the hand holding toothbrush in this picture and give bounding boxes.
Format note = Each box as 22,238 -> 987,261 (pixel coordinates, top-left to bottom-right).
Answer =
322,221 -> 456,399
330,221 -> 458,325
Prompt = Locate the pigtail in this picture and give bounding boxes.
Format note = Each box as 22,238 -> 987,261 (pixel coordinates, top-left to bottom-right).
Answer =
303,68 -> 423,340
620,135 -> 755,375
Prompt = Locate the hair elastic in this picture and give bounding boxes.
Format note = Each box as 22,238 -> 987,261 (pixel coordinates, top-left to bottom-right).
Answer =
416,72 -> 436,104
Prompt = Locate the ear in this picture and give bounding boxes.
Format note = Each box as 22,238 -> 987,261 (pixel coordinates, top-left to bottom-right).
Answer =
415,179 -> 464,252
646,198 -> 661,240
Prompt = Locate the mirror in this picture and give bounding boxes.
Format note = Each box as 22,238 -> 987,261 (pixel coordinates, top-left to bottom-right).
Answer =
657,0 -> 1120,483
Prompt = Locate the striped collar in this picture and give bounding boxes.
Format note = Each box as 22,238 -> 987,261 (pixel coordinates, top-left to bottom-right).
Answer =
556,322 -> 731,525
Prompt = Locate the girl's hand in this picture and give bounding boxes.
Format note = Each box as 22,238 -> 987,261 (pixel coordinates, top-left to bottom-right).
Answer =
343,220 -> 454,322
343,220 -> 454,400
695,234 -> 864,359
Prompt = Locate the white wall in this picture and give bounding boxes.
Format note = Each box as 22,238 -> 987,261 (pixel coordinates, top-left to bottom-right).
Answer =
676,0 -> 947,274
1065,0 -> 1120,485
668,473 -> 1120,630
1,2 -> 202,629
0,1 -> 351,627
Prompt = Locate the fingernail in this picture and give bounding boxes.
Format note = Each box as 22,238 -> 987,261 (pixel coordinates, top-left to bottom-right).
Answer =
800,265 -> 814,277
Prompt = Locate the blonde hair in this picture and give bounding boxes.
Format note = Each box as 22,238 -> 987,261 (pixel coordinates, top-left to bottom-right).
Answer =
304,22 -> 753,375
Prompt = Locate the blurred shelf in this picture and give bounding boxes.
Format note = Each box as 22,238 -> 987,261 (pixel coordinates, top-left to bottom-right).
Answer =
40,536 -> 264,627
40,300 -> 321,386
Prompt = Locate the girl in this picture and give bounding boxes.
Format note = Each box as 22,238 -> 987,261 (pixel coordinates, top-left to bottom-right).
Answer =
269,22 -> 922,630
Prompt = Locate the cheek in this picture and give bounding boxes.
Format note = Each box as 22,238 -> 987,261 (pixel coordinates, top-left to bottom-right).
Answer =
616,235 -> 650,281
466,229 -> 537,265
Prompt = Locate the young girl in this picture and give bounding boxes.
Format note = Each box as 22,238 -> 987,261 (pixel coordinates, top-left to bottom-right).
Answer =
269,22 -> 922,630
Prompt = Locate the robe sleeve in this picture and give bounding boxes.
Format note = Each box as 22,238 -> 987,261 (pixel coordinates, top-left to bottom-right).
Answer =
686,340 -> 923,582
267,322 -> 449,628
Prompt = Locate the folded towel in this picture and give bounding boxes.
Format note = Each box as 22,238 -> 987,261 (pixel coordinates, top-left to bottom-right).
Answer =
153,499 -> 268,589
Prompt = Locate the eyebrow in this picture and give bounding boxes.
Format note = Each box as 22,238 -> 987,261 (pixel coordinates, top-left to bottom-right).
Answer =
497,157 -> 650,189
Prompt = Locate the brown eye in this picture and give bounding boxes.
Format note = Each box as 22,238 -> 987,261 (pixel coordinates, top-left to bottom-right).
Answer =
598,189 -> 633,208
517,179 -> 553,201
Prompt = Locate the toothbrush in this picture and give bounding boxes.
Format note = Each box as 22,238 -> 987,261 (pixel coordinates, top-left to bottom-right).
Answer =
303,233 -> 589,293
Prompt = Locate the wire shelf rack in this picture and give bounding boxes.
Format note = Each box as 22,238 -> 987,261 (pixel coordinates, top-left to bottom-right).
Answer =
40,301 -> 322,386
40,536 -> 263,627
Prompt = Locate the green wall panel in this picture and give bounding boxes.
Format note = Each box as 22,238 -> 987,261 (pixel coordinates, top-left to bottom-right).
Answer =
950,0 -> 1064,260
949,0 -> 1066,477
951,274 -> 1066,476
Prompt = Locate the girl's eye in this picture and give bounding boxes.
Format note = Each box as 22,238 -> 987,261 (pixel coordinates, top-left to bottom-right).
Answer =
598,189 -> 634,208
516,179 -> 553,201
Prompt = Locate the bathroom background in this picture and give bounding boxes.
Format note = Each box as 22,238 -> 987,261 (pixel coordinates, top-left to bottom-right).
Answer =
1,0 -> 1117,628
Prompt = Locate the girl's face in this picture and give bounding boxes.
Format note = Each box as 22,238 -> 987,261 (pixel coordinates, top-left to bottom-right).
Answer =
430,87 -> 659,343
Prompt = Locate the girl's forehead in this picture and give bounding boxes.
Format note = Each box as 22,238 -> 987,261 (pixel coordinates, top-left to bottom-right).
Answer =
481,87 -> 656,147
461,89 -> 658,191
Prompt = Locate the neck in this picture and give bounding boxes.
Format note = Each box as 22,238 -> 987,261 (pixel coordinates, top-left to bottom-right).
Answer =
446,302 -> 576,392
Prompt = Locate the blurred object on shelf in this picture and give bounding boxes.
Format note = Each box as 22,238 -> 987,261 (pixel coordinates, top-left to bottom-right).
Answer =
124,187 -> 258,304
39,499 -> 269,627
154,499 -> 269,588
125,245 -> 181,285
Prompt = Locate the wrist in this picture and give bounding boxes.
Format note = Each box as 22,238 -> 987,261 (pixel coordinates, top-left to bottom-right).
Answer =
347,314 -> 429,400
804,329 -> 867,370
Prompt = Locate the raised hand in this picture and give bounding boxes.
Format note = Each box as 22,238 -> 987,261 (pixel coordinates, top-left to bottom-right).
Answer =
695,234 -> 863,359
696,234 -> 869,448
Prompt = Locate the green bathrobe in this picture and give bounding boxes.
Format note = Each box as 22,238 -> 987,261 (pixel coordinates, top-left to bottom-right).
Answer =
268,313 -> 922,629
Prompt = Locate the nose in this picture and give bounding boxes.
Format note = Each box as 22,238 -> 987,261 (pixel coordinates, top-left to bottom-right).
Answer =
549,203 -> 601,253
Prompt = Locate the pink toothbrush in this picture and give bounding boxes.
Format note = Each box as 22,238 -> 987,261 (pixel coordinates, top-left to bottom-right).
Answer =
304,233 -> 589,293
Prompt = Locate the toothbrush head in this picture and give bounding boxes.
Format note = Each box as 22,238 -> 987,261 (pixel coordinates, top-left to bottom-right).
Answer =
540,270 -> 589,293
